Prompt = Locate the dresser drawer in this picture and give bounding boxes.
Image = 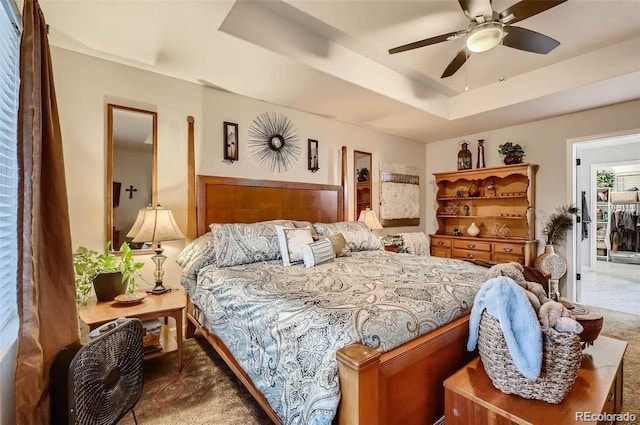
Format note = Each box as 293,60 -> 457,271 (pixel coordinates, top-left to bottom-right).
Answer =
453,240 -> 491,252
431,248 -> 451,258
453,248 -> 492,261
493,242 -> 524,256
431,237 -> 451,249
492,252 -> 525,265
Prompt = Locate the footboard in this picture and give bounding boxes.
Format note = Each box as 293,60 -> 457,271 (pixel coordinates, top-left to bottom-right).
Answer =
336,315 -> 473,425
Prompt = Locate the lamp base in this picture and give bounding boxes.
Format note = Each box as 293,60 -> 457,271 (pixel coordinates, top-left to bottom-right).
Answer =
147,282 -> 170,295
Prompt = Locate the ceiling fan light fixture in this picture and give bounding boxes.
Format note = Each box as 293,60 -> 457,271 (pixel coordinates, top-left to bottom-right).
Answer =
466,22 -> 504,53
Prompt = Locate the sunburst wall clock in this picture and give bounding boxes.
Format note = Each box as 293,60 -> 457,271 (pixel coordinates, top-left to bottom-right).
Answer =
248,112 -> 300,172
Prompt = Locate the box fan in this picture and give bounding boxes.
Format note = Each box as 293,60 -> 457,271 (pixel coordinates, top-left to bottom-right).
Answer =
50,317 -> 144,424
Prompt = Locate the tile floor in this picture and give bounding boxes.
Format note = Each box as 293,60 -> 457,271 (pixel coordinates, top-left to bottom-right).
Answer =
580,260 -> 640,316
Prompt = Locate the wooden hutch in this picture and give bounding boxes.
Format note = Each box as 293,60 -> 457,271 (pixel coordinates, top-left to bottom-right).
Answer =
430,163 -> 538,266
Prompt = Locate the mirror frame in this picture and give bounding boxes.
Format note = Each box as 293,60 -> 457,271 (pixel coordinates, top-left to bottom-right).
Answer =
106,104 -> 158,254
354,150 -> 372,221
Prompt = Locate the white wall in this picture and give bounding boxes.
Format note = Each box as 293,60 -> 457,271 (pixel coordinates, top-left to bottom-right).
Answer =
51,46 -> 426,290
425,100 -> 640,300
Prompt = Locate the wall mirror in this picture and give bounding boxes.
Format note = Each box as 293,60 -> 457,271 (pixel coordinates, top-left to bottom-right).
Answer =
354,150 -> 372,220
106,104 -> 157,253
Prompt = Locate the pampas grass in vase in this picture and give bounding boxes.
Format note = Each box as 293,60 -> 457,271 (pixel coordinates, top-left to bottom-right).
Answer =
542,204 -> 580,246
534,204 -> 580,299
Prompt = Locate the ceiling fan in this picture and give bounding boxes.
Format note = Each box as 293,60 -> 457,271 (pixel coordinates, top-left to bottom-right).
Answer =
389,0 -> 567,78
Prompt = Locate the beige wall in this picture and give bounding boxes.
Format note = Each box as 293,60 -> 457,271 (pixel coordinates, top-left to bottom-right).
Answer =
51,47 -> 426,289
424,100 -> 640,300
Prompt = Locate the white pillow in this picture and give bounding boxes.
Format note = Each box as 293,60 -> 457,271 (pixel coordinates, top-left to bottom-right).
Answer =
275,225 -> 314,266
301,239 -> 335,268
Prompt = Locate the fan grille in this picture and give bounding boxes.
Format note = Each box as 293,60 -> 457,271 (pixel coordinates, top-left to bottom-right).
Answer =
71,319 -> 144,425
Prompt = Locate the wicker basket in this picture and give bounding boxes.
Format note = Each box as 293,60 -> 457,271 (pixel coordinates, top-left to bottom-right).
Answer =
477,311 -> 582,404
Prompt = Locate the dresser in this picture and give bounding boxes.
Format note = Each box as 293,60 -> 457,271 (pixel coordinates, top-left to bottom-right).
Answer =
430,163 -> 538,266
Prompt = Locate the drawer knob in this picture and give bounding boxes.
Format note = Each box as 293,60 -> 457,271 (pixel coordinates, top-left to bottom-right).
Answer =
467,244 -> 475,248
503,247 -> 513,252
438,241 -> 444,246
467,253 -> 475,258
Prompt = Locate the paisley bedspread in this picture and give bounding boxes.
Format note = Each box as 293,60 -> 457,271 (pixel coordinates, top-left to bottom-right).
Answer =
185,250 -> 487,425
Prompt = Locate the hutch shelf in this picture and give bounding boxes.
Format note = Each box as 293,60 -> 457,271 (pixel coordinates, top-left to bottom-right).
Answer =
430,163 -> 538,266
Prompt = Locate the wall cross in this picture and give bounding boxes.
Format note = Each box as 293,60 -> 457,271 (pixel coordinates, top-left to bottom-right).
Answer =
126,185 -> 138,199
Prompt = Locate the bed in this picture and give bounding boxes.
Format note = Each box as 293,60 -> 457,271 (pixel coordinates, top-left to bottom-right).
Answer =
181,120 -> 485,425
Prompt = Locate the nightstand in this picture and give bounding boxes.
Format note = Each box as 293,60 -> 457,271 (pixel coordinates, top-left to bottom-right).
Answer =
78,289 -> 186,372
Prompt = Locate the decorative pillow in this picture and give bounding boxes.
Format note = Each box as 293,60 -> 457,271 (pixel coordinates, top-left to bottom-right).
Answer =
313,233 -> 351,257
276,225 -> 314,266
301,239 -> 335,268
313,221 -> 382,252
176,232 -> 217,275
290,220 -> 319,237
212,220 -> 294,268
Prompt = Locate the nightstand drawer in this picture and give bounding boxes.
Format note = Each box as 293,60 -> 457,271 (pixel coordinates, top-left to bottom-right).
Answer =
453,248 -> 491,261
453,240 -> 491,252
493,242 -> 524,255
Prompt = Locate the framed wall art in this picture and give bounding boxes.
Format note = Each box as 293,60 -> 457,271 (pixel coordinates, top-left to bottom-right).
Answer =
308,139 -> 319,172
223,121 -> 239,162
248,112 -> 300,172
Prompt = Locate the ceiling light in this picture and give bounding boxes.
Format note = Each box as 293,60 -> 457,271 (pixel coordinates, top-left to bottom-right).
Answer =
466,22 -> 504,53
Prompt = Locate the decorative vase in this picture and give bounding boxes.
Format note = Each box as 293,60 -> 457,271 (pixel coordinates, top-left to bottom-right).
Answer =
93,272 -> 126,302
504,154 -> 523,165
467,222 -> 480,237
534,245 -> 567,280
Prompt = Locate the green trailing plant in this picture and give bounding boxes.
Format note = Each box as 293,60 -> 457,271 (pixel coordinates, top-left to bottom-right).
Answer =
498,142 -> 525,158
596,170 -> 615,188
541,204 -> 580,246
73,242 -> 144,304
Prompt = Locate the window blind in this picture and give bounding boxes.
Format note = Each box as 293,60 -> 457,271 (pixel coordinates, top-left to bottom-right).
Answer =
0,0 -> 21,355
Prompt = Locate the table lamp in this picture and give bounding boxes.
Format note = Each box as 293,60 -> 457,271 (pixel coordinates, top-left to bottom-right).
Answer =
358,208 -> 383,231
128,207 -> 185,294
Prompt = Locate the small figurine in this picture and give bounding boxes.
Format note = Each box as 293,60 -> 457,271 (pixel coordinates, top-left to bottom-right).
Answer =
453,226 -> 462,236
463,205 -> 470,216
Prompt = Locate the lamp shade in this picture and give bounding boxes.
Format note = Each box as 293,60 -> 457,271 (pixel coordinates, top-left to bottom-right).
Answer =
130,207 -> 185,243
358,208 -> 383,230
125,207 -> 152,239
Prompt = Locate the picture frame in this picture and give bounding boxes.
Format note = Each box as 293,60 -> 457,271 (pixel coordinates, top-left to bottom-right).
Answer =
308,139 -> 319,172
223,121 -> 239,162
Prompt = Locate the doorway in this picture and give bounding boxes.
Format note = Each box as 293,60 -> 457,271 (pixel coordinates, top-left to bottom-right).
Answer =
572,132 -> 640,316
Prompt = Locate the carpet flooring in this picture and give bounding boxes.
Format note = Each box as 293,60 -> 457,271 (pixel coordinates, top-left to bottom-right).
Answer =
118,307 -> 639,425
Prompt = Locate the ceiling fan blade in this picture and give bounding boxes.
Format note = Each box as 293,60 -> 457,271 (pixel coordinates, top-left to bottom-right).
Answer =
503,26 -> 560,54
389,31 -> 462,54
499,0 -> 567,25
441,48 -> 470,78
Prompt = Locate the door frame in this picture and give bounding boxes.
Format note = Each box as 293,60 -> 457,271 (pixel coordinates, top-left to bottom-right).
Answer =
567,128 -> 640,302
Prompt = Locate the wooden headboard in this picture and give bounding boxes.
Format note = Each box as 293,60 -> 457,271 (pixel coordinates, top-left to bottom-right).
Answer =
194,176 -> 343,236
186,116 -> 347,239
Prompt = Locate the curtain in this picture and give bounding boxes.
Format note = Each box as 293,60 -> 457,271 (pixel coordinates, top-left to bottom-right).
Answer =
15,1 -> 79,424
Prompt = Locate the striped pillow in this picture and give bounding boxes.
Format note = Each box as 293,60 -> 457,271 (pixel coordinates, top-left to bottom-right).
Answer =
301,239 -> 335,268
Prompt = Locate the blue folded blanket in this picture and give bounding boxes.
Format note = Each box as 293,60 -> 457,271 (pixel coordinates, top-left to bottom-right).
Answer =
467,276 -> 542,380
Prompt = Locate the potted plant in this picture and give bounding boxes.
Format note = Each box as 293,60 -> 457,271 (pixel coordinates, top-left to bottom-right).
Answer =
596,170 -> 615,188
498,142 -> 525,165
73,242 -> 144,304
357,167 -> 369,182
